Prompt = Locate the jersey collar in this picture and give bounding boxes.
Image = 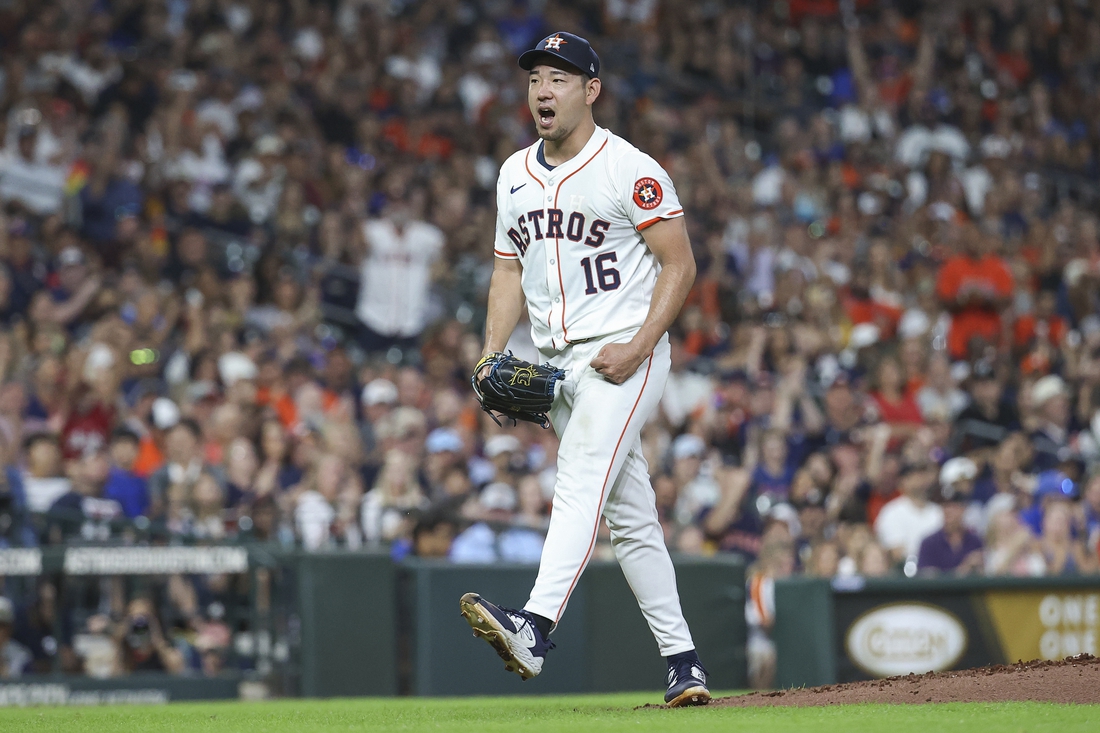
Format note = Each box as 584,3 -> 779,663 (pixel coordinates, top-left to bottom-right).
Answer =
527,126 -> 608,184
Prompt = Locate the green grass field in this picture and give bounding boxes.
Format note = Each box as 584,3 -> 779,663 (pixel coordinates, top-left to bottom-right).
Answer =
0,693 -> 1097,732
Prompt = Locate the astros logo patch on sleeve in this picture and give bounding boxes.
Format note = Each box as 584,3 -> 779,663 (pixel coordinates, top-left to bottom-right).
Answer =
633,178 -> 663,210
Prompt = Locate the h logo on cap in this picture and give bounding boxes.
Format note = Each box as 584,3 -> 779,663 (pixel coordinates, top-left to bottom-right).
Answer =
544,34 -> 566,50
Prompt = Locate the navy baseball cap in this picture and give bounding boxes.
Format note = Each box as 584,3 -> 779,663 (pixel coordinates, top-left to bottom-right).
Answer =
518,32 -> 600,78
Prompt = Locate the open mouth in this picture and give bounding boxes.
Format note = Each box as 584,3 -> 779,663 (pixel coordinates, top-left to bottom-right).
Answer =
537,106 -> 556,128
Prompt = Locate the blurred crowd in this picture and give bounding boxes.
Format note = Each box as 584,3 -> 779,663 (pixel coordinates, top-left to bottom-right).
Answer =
1,0 -> 1100,678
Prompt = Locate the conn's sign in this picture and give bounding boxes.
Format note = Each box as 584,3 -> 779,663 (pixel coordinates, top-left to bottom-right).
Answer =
845,603 -> 969,677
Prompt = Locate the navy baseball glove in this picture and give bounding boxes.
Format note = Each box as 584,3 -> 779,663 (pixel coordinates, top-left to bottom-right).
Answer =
471,352 -> 565,429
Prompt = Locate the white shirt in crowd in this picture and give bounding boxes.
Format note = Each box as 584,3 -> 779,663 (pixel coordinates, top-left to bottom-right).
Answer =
873,495 -> 944,560
296,491 -> 349,551
356,218 -> 444,338
232,157 -> 284,223
22,475 -> 71,514
660,370 -> 714,429
0,151 -> 66,215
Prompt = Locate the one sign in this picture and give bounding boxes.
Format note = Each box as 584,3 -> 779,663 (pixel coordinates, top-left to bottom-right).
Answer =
63,547 -> 248,575
845,602 -> 968,677
982,590 -> 1099,661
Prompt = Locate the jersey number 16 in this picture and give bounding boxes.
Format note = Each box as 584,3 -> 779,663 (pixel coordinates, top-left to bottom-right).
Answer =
580,252 -> 621,294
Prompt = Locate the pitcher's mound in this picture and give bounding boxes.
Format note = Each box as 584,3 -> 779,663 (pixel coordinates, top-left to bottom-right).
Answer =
712,654 -> 1100,707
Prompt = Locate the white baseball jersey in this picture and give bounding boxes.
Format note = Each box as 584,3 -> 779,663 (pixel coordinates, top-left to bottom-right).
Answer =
494,126 -> 684,352
356,218 -> 444,337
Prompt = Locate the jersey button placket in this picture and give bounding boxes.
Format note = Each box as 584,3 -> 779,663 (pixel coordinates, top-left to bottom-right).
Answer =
545,180 -> 564,347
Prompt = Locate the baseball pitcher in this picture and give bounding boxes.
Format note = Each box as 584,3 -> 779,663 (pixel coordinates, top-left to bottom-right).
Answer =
461,31 -> 709,707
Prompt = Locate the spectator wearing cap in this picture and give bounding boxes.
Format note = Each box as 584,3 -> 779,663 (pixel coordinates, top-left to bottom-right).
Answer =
450,481 -> 544,564
1029,375 -> 1075,472
102,427 -> 148,519
936,224 -> 1014,361
232,135 -> 286,225
874,460 -> 944,564
217,351 -> 259,408
482,434 -> 524,486
917,478 -> 984,575
60,344 -> 118,462
938,456 -> 981,528
950,360 -> 1019,457
0,596 -> 31,679
1020,470 -> 1078,536
130,396 -> 180,478
359,378 -> 399,462
424,428 -> 466,500
669,434 -> 720,523
818,370 -> 866,447
354,191 -> 445,360
450,482 -> 515,564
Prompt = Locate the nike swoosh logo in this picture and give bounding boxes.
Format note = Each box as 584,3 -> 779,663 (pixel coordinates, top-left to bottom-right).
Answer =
510,184 -> 526,194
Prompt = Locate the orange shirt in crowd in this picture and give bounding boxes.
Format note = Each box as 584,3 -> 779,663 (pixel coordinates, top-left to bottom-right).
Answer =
866,490 -> 897,528
936,255 -> 1014,359
132,435 -> 164,478
1014,315 -> 1068,349
256,385 -> 340,432
843,295 -> 903,339
257,387 -> 299,429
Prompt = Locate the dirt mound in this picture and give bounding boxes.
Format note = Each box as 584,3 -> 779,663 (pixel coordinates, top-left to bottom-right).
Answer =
711,655 -> 1100,707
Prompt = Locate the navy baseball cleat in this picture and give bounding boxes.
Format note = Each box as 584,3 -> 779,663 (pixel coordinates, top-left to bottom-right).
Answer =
459,592 -> 554,680
665,655 -> 711,707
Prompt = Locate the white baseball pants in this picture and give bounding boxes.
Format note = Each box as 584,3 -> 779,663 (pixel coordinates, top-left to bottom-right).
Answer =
524,332 -> 696,656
